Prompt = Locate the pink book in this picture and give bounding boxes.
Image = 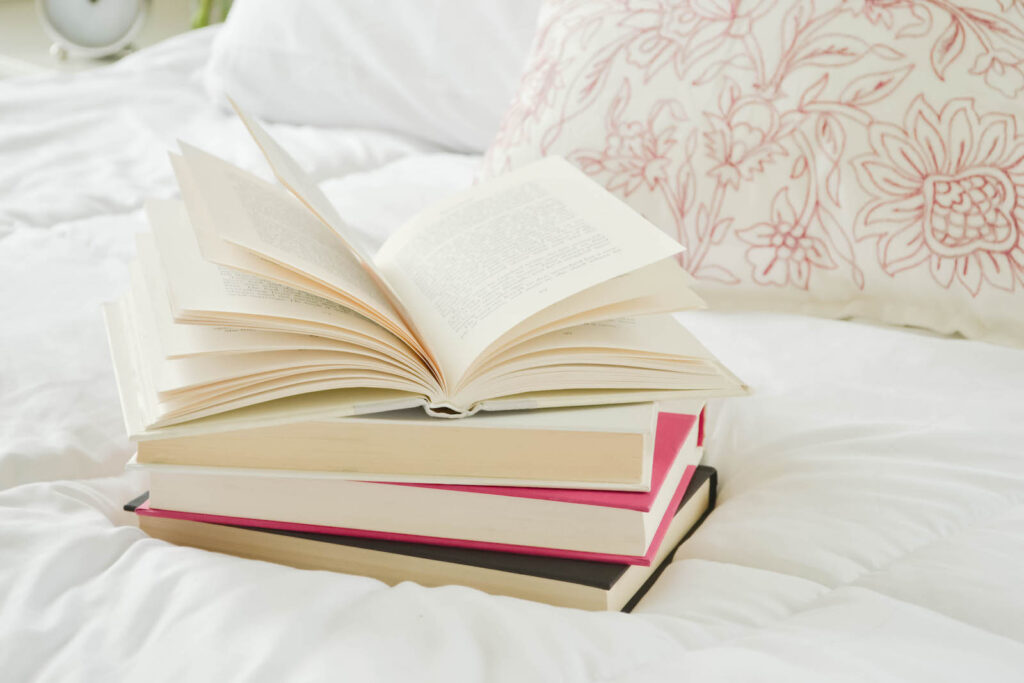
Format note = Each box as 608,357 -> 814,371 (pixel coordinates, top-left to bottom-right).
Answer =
137,411 -> 704,564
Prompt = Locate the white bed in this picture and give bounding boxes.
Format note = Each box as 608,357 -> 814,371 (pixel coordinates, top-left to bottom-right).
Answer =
2,28 -> 1024,681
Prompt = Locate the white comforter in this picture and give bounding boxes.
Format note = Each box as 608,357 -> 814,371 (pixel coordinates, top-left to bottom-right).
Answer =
2,29 -> 1023,682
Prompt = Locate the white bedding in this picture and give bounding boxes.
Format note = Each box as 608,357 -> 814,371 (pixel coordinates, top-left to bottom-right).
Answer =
2,29 -> 1023,681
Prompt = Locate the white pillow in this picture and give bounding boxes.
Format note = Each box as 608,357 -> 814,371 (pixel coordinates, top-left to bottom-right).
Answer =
484,0 -> 1024,345
205,0 -> 542,152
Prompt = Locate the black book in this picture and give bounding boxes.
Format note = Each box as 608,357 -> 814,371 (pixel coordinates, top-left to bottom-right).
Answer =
126,467 -> 717,611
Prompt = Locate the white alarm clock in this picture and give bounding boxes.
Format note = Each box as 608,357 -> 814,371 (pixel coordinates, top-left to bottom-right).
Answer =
36,0 -> 150,60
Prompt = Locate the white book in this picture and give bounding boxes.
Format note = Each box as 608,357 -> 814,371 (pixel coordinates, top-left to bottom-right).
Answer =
131,400 -> 705,490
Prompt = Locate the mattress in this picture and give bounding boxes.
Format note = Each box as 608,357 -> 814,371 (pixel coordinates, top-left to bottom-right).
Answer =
2,28 -> 1023,681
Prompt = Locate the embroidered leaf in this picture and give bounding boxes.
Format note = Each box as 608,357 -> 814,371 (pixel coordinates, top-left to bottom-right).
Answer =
799,73 -> 829,110
572,154 -> 605,175
676,153 -> 696,217
694,264 -> 740,285
840,64 -> 914,105
685,129 -> 698,158
710,217 -> 734,244
815,114 -> 845,161
793,33 -> 870,68
815,115 -> 845,205
608,78 -> 631,128
931,17 -> 965,80
964,9 -> 1024,47
645,43 -> 684,83
702,112 -> 730,162
869,44 -> 905,61
791,155 -> 809,179
825,164 -> 842,206
817,205 -> 865,289
695,205 -> 710,239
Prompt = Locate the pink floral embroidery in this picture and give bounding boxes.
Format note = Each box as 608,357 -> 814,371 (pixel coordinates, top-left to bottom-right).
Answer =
619,0 -> 765,81
704,99 -> 787,190
843,0 -> 910,28
854,96 -> 1024,294
484,0 -> 1024,305
737,188 -> 836,288
570,81 -> 683,195
970,50 -> 1024,97
914,0 -> 1024,87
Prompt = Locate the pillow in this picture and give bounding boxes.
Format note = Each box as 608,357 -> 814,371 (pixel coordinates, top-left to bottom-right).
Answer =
483,0 -> 1024,344
205,0 -> 543,152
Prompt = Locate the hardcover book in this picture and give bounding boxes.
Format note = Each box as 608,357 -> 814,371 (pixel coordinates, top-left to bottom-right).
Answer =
127,467 -> 718,611
103,103 -> 745,438
133,412 -> 701,560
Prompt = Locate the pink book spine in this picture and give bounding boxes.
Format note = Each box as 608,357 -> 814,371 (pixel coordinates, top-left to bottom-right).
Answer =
137,465 -> 697,566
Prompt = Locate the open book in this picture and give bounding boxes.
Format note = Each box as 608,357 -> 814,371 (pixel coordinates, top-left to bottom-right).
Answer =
104,105 -> 746,438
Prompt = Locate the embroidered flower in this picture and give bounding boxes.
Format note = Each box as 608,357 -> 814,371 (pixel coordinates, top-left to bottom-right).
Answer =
970,50 -> 1024,98
737,188 -> 835,288
571,81 -> 684,195
704,99 -> 787,189
854,96 -> 1024,294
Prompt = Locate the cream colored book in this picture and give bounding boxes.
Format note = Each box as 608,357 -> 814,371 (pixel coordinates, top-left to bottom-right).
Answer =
103,103 -> 745,438
132,401 -> 705,490
131,407 -> 702,557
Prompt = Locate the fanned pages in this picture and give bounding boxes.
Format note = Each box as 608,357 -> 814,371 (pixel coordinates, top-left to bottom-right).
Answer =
103,105 -> 746,438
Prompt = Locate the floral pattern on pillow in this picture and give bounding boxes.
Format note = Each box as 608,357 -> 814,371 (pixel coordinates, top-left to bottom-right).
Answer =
854,96 -> 1024,294
484,0 -> 1024,341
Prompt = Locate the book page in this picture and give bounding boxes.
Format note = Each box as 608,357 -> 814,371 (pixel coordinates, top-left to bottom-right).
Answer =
485,315 -> 723,363
104,298 -> 422,439
130,258 -> 429,387
456,260 -> 704,387
142,200 -> 423,374
177,145 -> 409,336
231,101 -> 380,265
374,157 -> 685,385
491,259 -> 703,349
169,154 -> 340,304
456,317 -> 741,405
130,259 -> 355,360
228,105 -> 443,381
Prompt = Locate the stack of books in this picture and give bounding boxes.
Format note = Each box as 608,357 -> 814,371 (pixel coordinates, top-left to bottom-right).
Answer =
124,401 -> 716,611
106,104 -> 742,610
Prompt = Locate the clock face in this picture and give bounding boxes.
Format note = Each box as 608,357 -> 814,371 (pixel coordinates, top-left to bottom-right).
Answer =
39,0 -> 146,50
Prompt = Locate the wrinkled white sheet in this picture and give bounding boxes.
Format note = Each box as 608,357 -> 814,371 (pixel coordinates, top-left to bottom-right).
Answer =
2,28 -> 1023,682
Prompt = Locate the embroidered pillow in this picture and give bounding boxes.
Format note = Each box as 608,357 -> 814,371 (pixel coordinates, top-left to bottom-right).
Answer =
483,0 -> 1024,344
